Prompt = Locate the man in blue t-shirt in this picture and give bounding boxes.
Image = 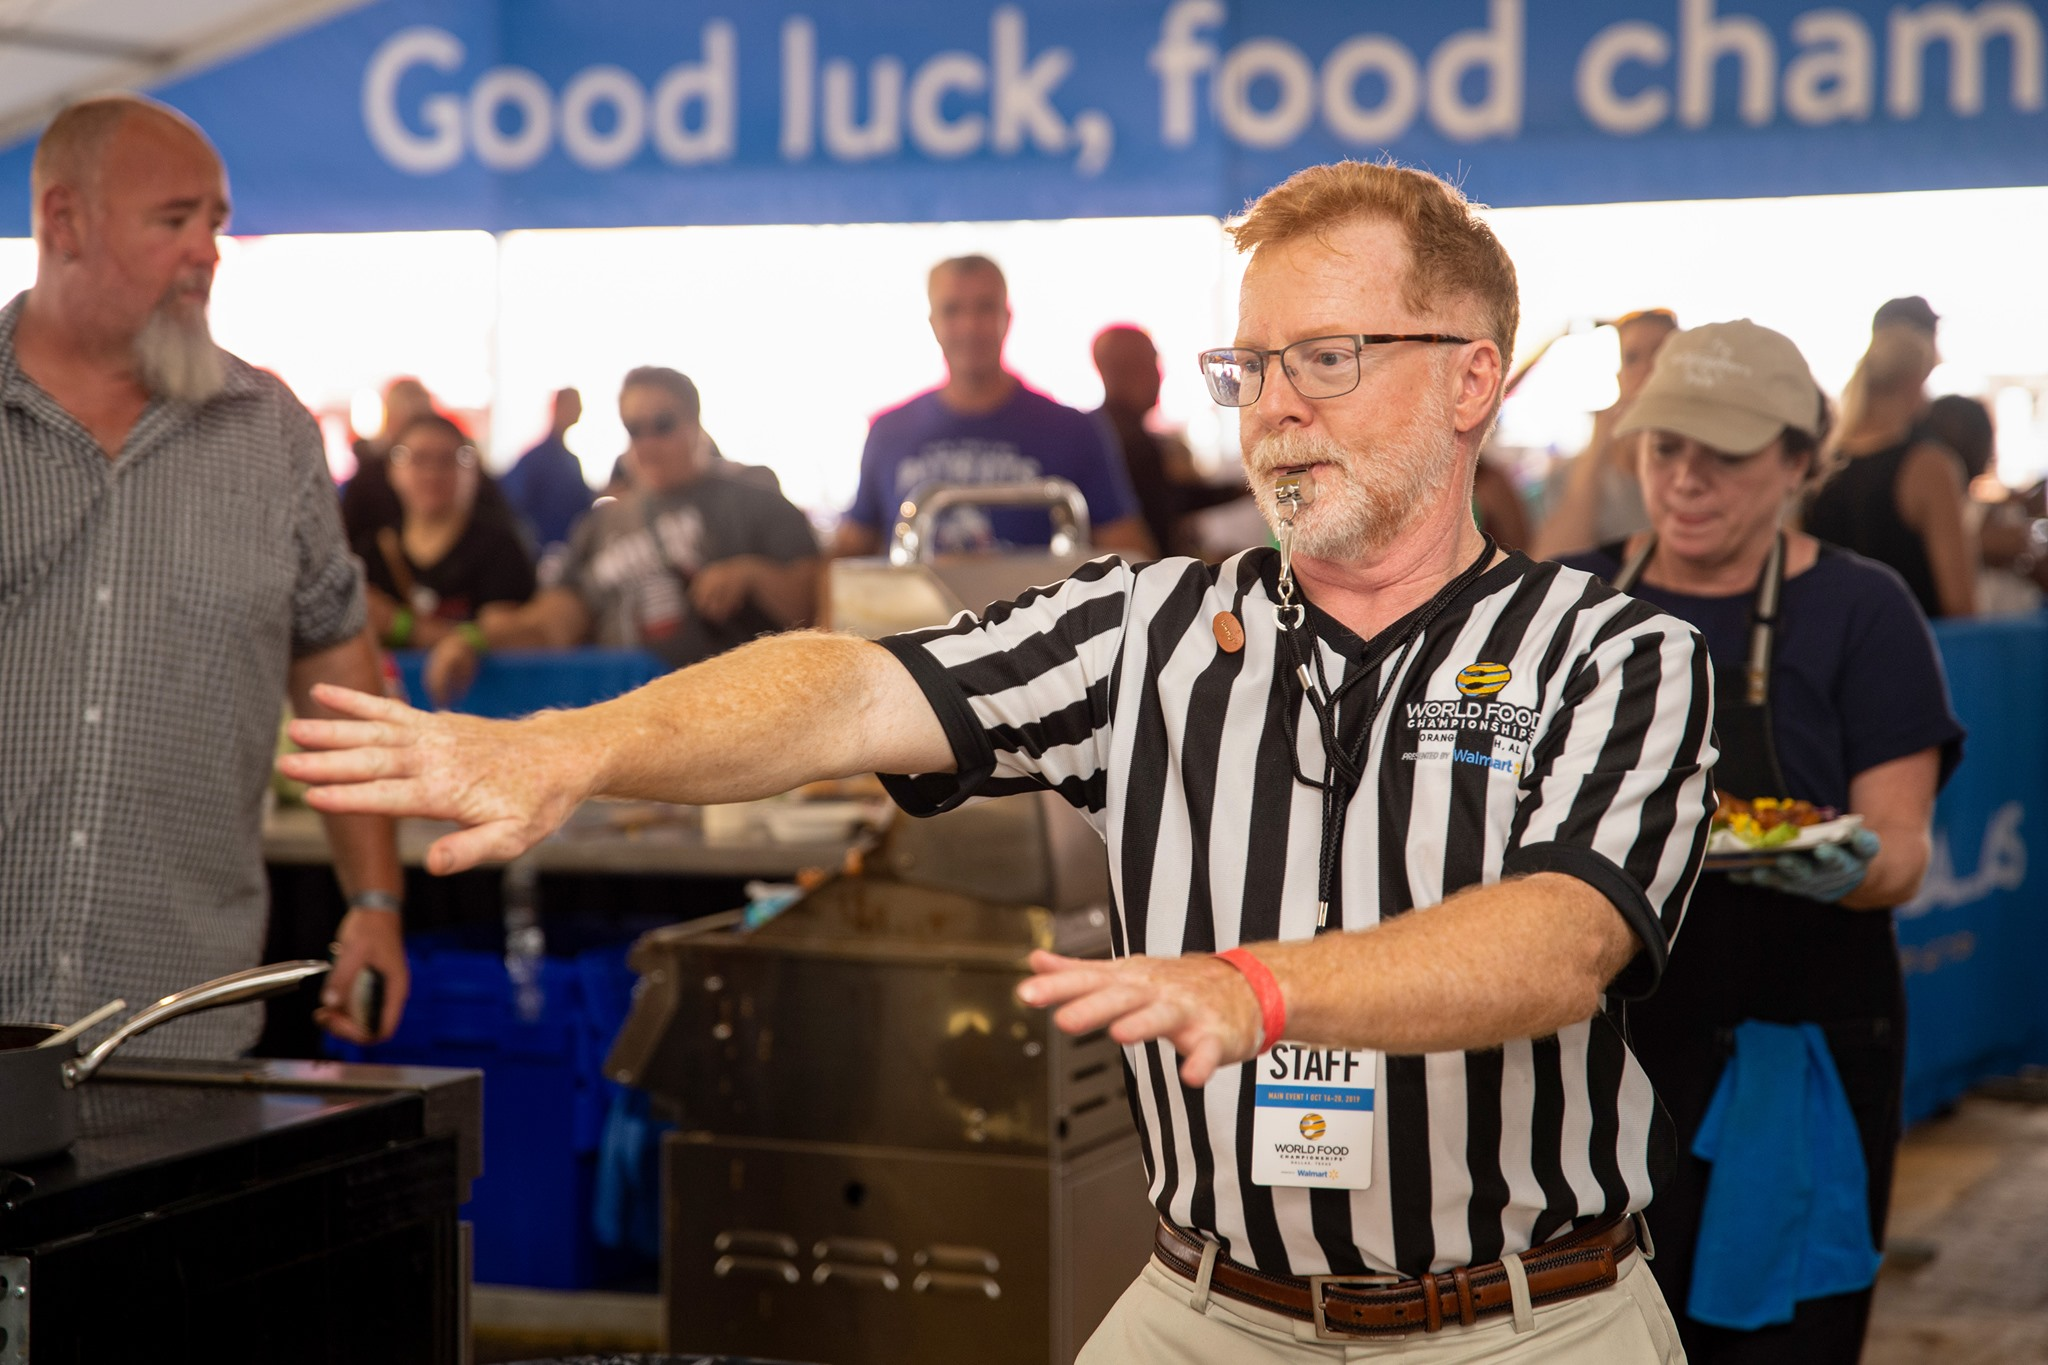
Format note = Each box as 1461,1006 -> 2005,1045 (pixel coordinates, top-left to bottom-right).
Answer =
831,255 -> 1153,559
500,386 -> 595,551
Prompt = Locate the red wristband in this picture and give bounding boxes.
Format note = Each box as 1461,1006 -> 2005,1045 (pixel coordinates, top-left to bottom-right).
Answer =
1215,946 -> 1286,1055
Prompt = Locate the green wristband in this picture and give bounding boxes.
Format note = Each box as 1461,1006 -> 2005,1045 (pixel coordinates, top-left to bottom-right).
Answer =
386,607 -> 414,648
455,622 -> 488,654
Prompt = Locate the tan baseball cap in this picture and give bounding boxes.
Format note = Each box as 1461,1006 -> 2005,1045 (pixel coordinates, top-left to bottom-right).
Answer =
1615,319 -> 1822,455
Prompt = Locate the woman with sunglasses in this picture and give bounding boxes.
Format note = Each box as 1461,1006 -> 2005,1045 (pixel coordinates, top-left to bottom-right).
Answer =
354,412 -> 536,664
1559,321 -> 1962,1363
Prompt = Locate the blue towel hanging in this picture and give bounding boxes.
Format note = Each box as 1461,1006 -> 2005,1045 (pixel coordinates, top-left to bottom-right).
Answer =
1687,1019 -> 1883,1329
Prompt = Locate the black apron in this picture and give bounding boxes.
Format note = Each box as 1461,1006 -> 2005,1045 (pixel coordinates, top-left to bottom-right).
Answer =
1611,536 -> 1906,1365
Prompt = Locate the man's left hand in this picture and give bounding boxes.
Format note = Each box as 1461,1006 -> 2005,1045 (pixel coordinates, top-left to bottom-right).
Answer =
1017,949 -> 1262,1087
318,907 -> 411,1043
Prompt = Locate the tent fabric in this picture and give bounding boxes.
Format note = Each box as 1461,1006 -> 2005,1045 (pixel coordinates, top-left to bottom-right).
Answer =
0,0 -> 367,148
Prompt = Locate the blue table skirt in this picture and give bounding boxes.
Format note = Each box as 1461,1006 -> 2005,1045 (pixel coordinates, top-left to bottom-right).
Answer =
391,647 -> 667,720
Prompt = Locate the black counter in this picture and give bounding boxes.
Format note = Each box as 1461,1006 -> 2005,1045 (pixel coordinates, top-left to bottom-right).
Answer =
0,1057 -> 480,1365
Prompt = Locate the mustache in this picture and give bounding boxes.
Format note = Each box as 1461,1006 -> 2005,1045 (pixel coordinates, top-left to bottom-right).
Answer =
1247,431 -> 1350,481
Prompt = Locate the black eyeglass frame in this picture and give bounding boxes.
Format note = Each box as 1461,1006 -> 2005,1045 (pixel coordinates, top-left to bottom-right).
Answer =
1197,333 -> 1475,407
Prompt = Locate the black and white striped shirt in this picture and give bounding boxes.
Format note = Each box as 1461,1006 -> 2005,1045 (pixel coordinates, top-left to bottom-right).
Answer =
880,547 -> 1716,1278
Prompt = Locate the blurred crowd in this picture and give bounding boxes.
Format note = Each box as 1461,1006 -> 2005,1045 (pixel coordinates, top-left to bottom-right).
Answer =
345,267 -> 2037,709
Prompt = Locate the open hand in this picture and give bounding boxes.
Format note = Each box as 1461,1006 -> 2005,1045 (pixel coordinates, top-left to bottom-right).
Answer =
278,683 -> 592,874
1016,949 -> 1262,1087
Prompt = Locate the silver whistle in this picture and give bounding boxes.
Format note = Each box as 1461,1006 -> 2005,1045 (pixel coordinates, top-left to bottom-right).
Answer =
1275,471 -> 1310,520
1273,469 -> 1315,625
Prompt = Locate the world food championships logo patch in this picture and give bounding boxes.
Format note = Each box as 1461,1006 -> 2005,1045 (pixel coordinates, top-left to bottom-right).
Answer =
1403,660 -> 1537,775
1299,1113 -> 1326,1140
1455,661 -> 1511,696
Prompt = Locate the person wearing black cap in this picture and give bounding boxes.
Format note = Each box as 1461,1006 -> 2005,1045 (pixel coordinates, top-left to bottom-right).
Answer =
1563,320 -> 1963,1362
1872,294 -> 1938,336
1806,315 -> 1976,617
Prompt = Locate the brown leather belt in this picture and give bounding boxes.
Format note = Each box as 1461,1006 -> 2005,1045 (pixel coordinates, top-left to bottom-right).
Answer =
1152,1213 -> 1638,1340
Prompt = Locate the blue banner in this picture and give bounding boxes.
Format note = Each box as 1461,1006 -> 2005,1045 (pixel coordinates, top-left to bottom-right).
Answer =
3,0 -> 2046,234
1898,617 -> 2048,1122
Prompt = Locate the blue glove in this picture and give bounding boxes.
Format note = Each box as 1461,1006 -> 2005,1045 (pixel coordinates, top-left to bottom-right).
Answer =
1730,827 -> 1880,903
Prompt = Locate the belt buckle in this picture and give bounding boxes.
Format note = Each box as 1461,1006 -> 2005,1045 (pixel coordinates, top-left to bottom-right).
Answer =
1307,1271 -> 1404,1341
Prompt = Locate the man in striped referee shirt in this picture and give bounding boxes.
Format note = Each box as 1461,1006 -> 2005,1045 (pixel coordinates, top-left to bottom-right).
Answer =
286,162 -> 1715,1360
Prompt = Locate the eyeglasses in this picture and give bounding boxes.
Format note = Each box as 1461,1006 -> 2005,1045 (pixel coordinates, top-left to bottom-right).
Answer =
1198,333 -> 1473,407
389,444 -> 478,472
624,411 -> 685,442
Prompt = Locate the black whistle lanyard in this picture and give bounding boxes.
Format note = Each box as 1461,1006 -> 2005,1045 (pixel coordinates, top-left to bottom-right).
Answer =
1275,537 -> 1496,934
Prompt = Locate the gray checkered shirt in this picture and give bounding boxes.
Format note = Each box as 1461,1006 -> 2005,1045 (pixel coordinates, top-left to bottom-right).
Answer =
0,292 -> 365,1057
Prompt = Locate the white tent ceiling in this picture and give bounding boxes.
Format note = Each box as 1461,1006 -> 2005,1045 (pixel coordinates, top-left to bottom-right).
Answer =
0,0 -> 365,146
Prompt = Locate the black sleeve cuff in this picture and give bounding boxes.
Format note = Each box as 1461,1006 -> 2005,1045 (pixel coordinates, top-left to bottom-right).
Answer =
1501,841 -> 1666,1001
874,635 -> 999,817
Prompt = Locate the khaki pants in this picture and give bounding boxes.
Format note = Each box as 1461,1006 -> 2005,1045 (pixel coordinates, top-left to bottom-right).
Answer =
1078,1251 -> 1685,1364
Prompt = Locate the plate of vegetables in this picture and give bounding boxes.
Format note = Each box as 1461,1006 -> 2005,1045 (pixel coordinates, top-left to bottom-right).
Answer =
1704,795 -> 1863,868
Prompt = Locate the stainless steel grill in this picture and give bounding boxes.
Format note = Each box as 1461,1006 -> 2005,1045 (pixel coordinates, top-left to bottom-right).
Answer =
609,792 -> 1156,1364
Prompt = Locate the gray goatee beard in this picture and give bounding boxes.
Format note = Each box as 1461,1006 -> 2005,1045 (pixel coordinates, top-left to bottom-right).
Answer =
1247,391 -> 1461,563
133,297 -> 226,404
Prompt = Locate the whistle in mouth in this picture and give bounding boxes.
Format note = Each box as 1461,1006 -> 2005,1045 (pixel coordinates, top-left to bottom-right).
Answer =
1274,468 -> 1316,520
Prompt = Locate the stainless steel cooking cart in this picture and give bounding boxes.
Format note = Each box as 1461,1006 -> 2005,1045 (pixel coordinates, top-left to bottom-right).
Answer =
611,802 -> 1154,1361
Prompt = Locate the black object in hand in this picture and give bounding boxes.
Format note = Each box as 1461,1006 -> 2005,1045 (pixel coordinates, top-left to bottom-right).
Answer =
349,965 -> 388,1039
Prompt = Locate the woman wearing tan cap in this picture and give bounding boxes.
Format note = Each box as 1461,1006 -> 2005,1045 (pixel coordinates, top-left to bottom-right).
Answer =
1558,320 -> 1963,1362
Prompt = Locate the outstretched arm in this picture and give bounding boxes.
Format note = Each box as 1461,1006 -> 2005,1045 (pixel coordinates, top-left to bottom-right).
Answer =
1022,872 -> 1637,1086
1029,609 -> 1715,1087
280,631 -> 954,874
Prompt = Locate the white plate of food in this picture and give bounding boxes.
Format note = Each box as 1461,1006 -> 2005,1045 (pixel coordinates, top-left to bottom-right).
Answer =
1704,796 -> 1863,868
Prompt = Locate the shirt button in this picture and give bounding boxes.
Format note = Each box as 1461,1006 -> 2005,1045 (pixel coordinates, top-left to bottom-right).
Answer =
95,586 -> 113,605
69,829 -> 88,849
83,706 -> 102,725
58,953 -> 76,973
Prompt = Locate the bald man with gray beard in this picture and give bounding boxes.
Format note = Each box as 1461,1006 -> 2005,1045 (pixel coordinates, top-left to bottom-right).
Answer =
0,94 -> 409,1055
